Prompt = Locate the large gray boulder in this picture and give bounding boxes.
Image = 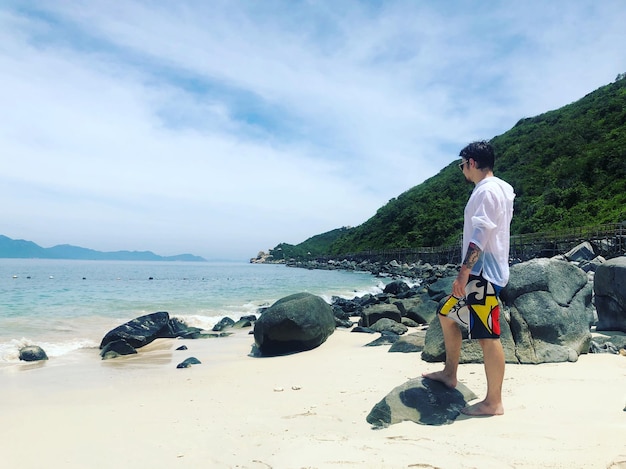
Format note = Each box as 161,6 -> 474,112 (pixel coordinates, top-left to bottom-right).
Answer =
395,296 -> 439,325
427,277 -> 455,302
359,303 -> 402,327
421,258 -> 594,364
501,258 -> 593,363
594,256 -> 626,333
563,241 -> 596,263
253,292 -> 336,356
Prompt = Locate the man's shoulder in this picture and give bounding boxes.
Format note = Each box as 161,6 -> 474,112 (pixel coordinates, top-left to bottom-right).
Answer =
476,177 -> 513,193
471,177 -> 515,205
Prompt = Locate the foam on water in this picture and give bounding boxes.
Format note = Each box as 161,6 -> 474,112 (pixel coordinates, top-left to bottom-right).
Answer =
0,337 -> 99,363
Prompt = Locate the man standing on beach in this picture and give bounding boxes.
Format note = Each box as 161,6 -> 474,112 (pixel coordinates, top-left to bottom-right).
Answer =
423,140 -> 515,416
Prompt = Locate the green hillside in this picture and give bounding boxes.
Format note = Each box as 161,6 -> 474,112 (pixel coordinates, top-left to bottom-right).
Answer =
270,74 -> 626,260
269,227 -> 352,260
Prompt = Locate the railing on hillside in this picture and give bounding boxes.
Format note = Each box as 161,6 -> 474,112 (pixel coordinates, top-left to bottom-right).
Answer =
509,223 -> 626,260
321,244 -> 462,265
313,222 -> 626,265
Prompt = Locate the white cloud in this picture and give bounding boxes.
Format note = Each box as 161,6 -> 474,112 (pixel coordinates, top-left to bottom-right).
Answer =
1,1 -> 625,259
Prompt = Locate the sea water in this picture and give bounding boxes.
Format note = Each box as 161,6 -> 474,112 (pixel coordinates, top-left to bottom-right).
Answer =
0,259 -> 387,363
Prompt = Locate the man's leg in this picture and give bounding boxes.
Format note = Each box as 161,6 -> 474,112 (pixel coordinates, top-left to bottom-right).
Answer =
462,338 -> 505,416
422,315 -> 462,388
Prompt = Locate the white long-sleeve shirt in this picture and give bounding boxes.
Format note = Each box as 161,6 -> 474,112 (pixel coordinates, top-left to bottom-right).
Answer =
462,176 -> 516,287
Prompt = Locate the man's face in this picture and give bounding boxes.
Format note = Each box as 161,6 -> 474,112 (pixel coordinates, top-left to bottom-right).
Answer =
459,158 -> 471,182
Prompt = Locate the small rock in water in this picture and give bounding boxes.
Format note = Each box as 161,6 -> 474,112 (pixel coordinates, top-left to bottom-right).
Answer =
19,345 -> 49,362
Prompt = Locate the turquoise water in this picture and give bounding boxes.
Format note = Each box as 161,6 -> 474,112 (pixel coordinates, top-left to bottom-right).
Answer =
0,259 -> 386,362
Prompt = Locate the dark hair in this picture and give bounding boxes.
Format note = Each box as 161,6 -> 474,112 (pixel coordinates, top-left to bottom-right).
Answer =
459,140 -> 495,170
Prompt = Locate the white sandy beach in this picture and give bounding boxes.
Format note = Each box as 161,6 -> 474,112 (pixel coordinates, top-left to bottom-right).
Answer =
1,328 -> 625,469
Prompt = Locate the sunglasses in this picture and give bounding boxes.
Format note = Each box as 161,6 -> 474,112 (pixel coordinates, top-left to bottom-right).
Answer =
458,159 -> 468,171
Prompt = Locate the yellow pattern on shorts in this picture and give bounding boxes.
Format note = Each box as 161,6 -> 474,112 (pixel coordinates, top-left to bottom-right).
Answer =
438,275 -> 501,339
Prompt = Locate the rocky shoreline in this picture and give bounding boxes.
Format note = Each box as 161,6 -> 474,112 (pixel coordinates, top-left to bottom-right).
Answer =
15,241 -> 626,437
252,241 -> 626,364
253,250 -> 462,284
20,242 -> 626,369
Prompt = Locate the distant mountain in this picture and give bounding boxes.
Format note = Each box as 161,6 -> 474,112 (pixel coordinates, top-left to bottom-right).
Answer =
0,235 -> 207,262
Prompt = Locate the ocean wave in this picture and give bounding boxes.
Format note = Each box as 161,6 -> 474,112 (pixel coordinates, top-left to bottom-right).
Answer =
0,337 -> 98,363
172,314 -> 222,330
317,280 -> 386,304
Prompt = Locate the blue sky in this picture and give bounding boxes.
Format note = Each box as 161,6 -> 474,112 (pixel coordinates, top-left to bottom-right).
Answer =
1,1 -> 625,260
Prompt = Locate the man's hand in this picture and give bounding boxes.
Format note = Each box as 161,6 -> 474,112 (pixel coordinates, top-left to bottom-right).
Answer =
453,242 -> 482,298
452,268 -> 470,298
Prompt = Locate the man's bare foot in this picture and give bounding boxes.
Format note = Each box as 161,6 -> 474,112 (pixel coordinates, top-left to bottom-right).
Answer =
460,400 -> 504,416
421,370 -> 457,388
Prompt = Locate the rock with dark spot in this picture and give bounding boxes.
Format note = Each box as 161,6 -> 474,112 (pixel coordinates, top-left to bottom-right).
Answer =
364,331 -> 400,346
176,357 -> 202,368
253,292 -> 336,356
100,312 -> 172,350
383,280 -> 410,295
334,317 -> 354,328
359,304 -> 402,327
212,317 -> 235,331
19,345 -> 48,362
389,332 -> 425,353
100,340 -> 137,359
232,318 -> 253,329
370,318 -> 408,335
594,257 -> 626,333
367,377 -> 478,427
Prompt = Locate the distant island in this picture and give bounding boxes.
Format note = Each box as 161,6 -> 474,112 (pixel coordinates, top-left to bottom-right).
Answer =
0,235 -> 206,262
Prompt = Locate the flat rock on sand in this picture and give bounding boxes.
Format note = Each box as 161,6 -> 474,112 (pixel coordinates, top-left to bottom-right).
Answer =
367,376 -> 478,427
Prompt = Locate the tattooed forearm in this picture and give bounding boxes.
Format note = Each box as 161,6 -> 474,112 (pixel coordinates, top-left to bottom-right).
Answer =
463,242 -> 482,270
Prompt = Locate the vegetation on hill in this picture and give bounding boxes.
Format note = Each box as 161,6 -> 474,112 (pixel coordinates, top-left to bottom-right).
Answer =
269,227 -> 352,260
270,74 -> 626,261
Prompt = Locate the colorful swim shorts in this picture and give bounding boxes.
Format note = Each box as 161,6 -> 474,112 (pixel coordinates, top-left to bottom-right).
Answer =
438,274 -> 501,339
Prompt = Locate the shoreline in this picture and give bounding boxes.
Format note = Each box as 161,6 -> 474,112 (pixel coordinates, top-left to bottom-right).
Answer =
1,327 -> 625,468
0,260 -> 388,365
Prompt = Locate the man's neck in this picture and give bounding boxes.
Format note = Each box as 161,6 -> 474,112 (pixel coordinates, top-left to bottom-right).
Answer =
472,169 -> 494,185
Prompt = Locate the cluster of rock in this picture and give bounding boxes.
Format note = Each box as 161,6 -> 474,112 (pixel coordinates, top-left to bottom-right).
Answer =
19,242 -> 626,370
288,257 -> 460,283
249,250 -> 276,264
327,241 -> 626,364
243,241 -> 624,364
97,311 -> 255,362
